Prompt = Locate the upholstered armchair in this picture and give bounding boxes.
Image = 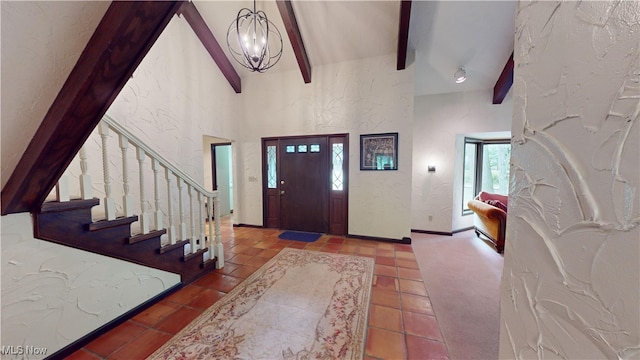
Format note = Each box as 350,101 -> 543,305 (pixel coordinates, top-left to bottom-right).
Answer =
467,194 -> 507,253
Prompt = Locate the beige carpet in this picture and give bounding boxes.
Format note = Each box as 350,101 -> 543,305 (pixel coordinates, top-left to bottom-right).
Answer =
148,248 -> 374,360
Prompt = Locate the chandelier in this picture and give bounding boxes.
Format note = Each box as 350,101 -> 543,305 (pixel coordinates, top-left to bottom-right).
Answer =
227,0 -> 283,72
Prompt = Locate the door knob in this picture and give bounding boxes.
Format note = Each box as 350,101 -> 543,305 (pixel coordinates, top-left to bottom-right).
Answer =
280,190 -> 285,195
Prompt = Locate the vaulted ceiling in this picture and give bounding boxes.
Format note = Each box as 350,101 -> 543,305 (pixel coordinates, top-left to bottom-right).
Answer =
1,0 -> 517,214
193,0 -> 517,97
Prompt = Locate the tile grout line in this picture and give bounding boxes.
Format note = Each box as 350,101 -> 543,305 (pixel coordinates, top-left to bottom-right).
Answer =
79,224 -> 452,359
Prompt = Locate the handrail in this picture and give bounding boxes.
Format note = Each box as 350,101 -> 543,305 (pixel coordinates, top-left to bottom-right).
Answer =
102,115 -> 216,198
51,114 -> 224,268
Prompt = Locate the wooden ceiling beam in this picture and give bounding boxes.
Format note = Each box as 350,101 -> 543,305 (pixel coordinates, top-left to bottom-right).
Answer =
178,2 -> 241,93
493,52 -> 514,104
397,0 -> 412,70
1,1 -> 184,215
276,0 -> 312,83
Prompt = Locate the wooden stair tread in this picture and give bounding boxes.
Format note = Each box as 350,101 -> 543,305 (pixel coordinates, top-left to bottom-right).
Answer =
40,198 -> 100,213
36,199 -> 218,285
158,239 -> 189,254
129,229 -> 166,244
89,216 -> 138,231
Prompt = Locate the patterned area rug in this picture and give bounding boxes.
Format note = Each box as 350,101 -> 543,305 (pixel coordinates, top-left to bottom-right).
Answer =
148,248 -> 374,360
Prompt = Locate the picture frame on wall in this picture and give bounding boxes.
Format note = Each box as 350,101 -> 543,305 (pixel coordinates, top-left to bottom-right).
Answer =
360,132 -> 398,170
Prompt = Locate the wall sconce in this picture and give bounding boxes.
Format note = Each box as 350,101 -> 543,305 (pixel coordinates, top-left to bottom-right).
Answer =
428,165 -> 436,172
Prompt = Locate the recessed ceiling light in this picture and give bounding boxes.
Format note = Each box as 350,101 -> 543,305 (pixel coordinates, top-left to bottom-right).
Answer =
454,67 -> 467,83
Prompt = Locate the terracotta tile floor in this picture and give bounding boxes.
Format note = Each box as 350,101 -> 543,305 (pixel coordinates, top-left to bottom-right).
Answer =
70,218 -> 449,359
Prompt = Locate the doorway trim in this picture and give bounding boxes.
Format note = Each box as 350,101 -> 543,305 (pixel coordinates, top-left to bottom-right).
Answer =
261,133 -> 349,235
210,142 -> 232,191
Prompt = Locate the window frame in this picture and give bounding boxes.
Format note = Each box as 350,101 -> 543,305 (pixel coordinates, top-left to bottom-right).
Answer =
462,137 -> 511,215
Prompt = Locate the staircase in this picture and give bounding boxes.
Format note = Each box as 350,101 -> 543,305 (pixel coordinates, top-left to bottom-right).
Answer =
33,115 -> 224,284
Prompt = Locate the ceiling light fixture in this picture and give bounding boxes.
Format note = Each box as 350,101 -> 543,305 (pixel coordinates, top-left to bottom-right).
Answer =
227,0 -> 283,72
454,67 -> 467,83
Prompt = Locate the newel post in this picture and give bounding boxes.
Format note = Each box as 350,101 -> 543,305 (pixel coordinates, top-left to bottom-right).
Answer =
213,192 -> 223,268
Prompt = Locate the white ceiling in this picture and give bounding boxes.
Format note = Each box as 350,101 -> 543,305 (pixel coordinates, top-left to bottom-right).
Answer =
194,0 -> 516,96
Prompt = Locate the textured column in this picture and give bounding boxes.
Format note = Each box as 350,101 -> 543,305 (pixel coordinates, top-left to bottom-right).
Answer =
499,2 -> 640,359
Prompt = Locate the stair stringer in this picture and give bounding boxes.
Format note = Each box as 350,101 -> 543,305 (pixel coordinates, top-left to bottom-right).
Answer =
34,198 -> 216,284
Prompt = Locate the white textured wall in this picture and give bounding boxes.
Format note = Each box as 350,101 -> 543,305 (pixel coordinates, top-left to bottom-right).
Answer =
412,90 -> 512,233
107,15 -> 239,184
1,5 -> 237,357
1,213 -> 180,357
0,1 -> 110,189
65,22 -> 412,242
0,2 -> 182,357
500,1 -> 640,359
69,15 -> 241,227
235,54 -> 414,240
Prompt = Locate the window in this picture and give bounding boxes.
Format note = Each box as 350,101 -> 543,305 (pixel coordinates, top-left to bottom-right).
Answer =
286,145 -> 295,153
332,143 -> 344,191
267,145 -> 277,188
462,138 -> 511,214
297,144 -> 308,153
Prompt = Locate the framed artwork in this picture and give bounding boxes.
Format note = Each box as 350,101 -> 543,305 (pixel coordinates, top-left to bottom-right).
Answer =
360,132 -> 398,170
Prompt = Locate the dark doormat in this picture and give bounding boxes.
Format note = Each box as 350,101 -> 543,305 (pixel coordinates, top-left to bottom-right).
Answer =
278,231 -> 322,243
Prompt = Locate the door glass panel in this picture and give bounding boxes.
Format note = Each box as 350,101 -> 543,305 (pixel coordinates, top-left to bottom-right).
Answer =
286,145 -> 295,153
298,144 -> 308,153
332,143 -> 344,191
310,144 -> 320,152
267,145 -> 277,188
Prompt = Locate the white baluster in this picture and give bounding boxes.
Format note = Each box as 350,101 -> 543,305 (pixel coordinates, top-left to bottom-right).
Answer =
214,193 -> 223,268
165,169 -> 176,244
152,159 -> 163,231
137,148 -> 149,234
177,178 -> 187,243
199,193 -> 206,254
207,195 -> 214,259
56,175 -> 69,202
189,185 -> 197,251
79,146 -> 92,200
120,136 -> 133,217
99,122 -> 115,220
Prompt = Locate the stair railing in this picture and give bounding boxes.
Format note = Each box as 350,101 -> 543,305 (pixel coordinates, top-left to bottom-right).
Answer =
52,115 -> 224,269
